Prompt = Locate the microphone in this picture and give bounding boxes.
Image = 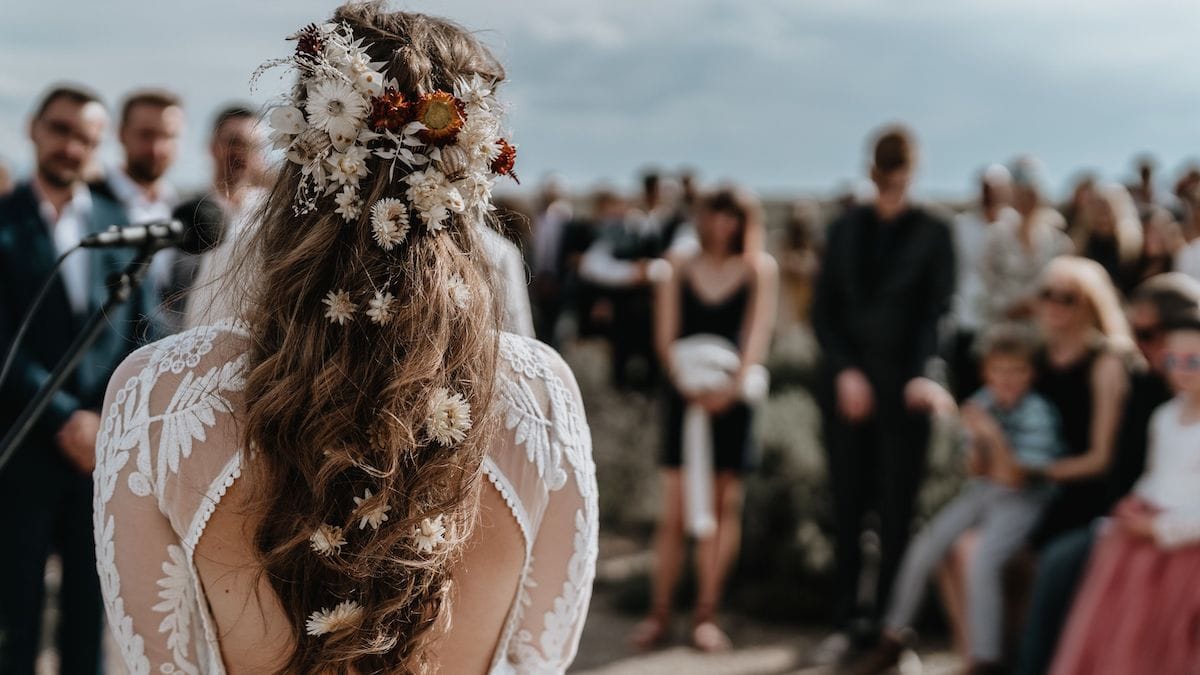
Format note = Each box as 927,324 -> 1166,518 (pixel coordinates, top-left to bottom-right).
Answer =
80,219 -> 184,250
172,197 -> 228,255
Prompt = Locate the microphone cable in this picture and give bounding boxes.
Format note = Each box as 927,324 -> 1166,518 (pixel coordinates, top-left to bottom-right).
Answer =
0,246 -> 80,393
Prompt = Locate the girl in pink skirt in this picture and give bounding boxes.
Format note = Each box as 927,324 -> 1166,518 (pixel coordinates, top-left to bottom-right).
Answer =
1052,310 -> 1200,675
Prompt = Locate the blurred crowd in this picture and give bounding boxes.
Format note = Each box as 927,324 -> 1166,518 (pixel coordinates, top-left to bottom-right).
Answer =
3,79 -> 1200,675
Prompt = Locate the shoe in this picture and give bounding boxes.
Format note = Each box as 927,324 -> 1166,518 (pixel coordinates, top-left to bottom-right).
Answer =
629,613 -> 670,651
839,635 -> 906,675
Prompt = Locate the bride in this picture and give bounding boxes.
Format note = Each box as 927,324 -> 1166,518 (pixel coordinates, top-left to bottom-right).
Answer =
93,4 -> 597,673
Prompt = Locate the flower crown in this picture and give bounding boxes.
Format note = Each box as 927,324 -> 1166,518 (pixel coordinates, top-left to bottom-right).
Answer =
263,21 -> 517,240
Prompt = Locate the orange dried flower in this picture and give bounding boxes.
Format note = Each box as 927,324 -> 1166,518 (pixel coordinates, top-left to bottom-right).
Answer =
368,88 -> 411,132
491,139 -> 518,181
414,91 -> 466,145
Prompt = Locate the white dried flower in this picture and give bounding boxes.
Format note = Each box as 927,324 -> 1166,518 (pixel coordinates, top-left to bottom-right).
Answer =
369,198 -> 410,250
309,524 -> 347,557
353,488 -> 392,530
414,514 -> 447,554
268,105 -> 307,136
406,169 -> 465,232
333,186 -> 361,222
448,274 -> 471,310
327,145 -> 371,187
322,289 -> 356,325
305,600 -> 363,636
366,291 -> 395,325
426,387 -> 472,445
305,78 -> 368,152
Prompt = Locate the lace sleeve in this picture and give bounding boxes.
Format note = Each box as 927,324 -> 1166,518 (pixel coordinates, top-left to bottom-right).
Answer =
94,347 -> 203,675
504,342 -> 599,673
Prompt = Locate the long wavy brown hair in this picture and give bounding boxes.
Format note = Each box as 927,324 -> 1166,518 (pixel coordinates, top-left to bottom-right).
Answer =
236,4 -> 505,672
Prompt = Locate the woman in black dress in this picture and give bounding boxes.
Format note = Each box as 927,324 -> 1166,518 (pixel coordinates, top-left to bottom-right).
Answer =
632,187 -> 778,652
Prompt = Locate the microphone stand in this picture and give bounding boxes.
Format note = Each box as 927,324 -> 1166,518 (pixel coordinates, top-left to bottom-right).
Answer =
0,243 -> 157,474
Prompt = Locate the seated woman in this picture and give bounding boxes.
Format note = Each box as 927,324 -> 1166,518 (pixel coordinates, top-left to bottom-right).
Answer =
1050,310 -> 1200,674
938,256 -> 1132,661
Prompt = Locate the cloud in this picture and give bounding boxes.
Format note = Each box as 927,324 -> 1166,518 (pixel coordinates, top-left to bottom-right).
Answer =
1,0 -> 1196,198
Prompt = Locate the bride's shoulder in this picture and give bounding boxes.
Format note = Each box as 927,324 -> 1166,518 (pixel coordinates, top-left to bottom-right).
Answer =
107,318 -> 252,398
497,332 -> 582,398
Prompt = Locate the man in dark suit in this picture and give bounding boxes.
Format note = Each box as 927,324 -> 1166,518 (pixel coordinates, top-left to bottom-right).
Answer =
811,126 -> 956,659
0,84 -> 157,673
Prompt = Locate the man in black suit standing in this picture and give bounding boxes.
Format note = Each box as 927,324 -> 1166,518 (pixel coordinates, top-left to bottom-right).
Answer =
812,126 -> 956,660
0,84 -> 156,673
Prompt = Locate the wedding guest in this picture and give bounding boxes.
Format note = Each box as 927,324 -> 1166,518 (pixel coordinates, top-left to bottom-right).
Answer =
633,187 -> 777,652
1128,205 -> 1186,287
1015,273 -> 1200,675
0,84 -> 156,674
776,197 -> 823,329
938,256 -> 1131,658
530,176 -> 575,345
1050,307 -> 1200,674
852,324 -> 1065,675
1062,174 -> 1096,241
1073,183 -> 1143,295
811,125 -> 956,659
979,157 -> 1072,327
951,164 -> 1017,399
182,105 -> 268,327
579,181 -> 670,389
100,88 -> 185,332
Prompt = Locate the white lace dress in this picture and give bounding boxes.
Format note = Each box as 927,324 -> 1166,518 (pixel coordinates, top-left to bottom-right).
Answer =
93,319 -> 598,674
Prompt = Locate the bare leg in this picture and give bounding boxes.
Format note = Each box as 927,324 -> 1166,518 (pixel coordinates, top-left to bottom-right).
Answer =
693,471 -> 742,652
633,470 -> 685,649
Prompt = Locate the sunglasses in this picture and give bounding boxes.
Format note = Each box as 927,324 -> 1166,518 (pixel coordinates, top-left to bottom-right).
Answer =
1164,352 -> 1200,372
1038,288 -> 1081,307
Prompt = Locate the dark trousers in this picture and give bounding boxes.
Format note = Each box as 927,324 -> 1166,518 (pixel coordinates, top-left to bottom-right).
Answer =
1015,525 -> 1096,675
949,328 -> 982,402
0,445 -> 103,675
822,378 -> 930,632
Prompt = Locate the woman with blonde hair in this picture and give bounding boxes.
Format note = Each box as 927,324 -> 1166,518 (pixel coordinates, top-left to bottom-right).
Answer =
938,255 -> 1132,664
1074,182 -> 1144,294
93,5 -> 597,673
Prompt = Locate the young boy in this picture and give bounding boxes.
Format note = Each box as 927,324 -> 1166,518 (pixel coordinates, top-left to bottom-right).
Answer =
849,323 -> 1065,675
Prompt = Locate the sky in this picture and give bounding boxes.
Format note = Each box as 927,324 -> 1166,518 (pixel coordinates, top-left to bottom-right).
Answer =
1,0 -> 1198,200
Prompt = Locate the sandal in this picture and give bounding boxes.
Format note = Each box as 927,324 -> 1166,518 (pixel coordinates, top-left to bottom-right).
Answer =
630,612 -> 671,651
691,606 -> 731,653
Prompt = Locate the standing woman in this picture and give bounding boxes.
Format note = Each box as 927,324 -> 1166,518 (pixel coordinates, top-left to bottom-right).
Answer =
632,187 -> 778,652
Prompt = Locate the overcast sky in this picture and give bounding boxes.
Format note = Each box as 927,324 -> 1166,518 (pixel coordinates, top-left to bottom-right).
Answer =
2,0 -> 1197,199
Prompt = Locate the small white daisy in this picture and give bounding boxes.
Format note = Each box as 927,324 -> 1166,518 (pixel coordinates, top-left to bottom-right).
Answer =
322,289 -> 356,325
309,524 -> 347,557
369,198 -> 410,251
353,488 -> 392,530
366,291 -> 395,325
426,387 -> 472,445
333,186 -> 361,222
414,514 -> 447,554
305,599 -> 364,636
448,274 -> 471,310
